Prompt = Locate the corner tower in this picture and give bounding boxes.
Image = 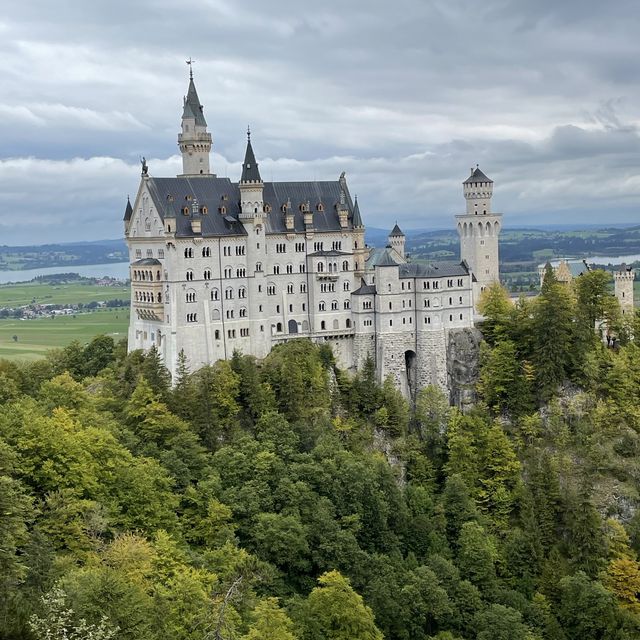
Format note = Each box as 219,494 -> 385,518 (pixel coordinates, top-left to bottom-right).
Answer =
455,166 -> 502,307
178,69 -> 212,176
389,223 -> 406,260
614,264 -> 635,316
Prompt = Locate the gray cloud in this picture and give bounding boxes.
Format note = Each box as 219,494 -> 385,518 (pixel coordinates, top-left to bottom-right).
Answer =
0,0 -> 639,243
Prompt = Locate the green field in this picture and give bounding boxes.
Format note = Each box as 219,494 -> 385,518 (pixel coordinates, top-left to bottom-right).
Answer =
0,281 -> 129,307
0,309 -> 130,360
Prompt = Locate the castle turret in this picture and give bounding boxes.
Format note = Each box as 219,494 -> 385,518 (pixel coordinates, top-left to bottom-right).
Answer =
352,196 -> 367,277
614,264 -> 635,315
238,128 -> 264,223
177,69 -> 212,176
389,223 -> 406,260
455,166 -> 502,308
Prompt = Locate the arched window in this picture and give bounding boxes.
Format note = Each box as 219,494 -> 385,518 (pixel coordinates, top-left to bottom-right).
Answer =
256,262 -> 262,272
211,288 -> 219,301
318,262 -> 324,273
287,283 -> 294,294
331,300 -> 338,310
225,288 -> 234,299
346,318 -> 351,328
186,270 -> 194,281
239,287 -> 246,299
320,320 -> 326,330
319,301 -> 326,311
204,269 -> 211,280
342,260 -> 349,271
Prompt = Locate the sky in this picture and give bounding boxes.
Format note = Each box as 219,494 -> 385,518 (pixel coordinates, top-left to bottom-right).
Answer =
0,0 -> 639,245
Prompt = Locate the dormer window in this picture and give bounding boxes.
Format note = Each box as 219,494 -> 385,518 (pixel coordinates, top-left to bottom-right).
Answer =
182,207 -> 189,215
263,203 -> 272,213
281,203 -> 288,213
185,194 -> 192,201
316,202 -> 324,212
201,206 -> 208,214
219,206 -> 227,214
166,195 -> 174,202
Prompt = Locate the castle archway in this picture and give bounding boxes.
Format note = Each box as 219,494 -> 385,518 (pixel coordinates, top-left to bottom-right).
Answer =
288,319 -> 298,334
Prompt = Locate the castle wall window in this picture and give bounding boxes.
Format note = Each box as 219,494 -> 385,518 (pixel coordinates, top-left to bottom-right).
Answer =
186,291 -> 196,303
346,319 -> 351,328
314,242 -> 324,252
223,246 -> 231,257
186,313 -> 197,322
295,242 -> 305,252
276,322 -> 283,333
204,269 -> 212,280
135,249 -> 142,259
449,297 -> 453,305
235,245 -> 246,256
224,267 -> 232,278
321,321 -> 326,330
239,287 -> 246,298
363,300 -> 372,310
184,248 -> 193,258
457,278 -> 464,286
319,301 -> 326,311
226,310 -> 234,319
146,249 -> 153,258
158,249 -> 164,259
240,307 -> 247,317
267,284 -> 276,296
425,316 -> 431,324
215,330 -> 220,339
317,262 -> 324,273
342,260 -> 349,271
389,302 -> 392,310
389,319 -> 393,326
423,281 -> 430,290
447,279 -> 454,287
343,281 -> 350,291
424,299 -> 430,308
299,264 -> 306,273
211,288 -> 219,301
273,265 -> 280,275
276,243 -> 286,253
333,319 -> 339,330
186,270 -> 194,281
344,300 -> 350,309
331,301 -> 338,310
287,283 -> 294,294
302,303 -> 306,311
333,241 -> 342,250
228,329 -> 236,338
240,328 -> 249,337
300,283 -> 307,293
225,288 -> 234,299
202,247 -> 211,257
459,296 -> 463,304
236,268 -> 246,278
285,264 -> 292,274
256,262 -> 262,272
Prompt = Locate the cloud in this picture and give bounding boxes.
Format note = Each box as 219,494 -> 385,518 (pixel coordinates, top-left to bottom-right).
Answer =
0,0 -> 639,243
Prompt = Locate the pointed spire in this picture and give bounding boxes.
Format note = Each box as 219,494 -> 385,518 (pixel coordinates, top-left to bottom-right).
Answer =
390,222 -> 404,237
182,75 -> 207,127
241,130 -> 262,183
352,195 -> 363,228
463,165 -> 493,184
123,195 -> 133,222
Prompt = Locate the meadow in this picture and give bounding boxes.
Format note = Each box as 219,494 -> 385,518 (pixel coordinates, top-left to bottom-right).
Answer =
0,308 -> 129,360
0,281 -> 129,307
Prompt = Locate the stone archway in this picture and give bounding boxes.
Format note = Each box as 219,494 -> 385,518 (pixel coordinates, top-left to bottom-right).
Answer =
288,319 -> 298,334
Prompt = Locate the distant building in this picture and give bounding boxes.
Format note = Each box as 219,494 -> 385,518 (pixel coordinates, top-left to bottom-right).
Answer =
123,72 -> 500,398
614,264 -> 635,315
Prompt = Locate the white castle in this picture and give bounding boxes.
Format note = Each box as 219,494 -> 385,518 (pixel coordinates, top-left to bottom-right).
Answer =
124,73 -> 501,398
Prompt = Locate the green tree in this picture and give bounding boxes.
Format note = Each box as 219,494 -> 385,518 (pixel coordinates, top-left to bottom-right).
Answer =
243,597 -> 297,640
477,282 -> 513,345
474,603 -> 531,640
456,521 -> 497,592
300,570 -> 383,640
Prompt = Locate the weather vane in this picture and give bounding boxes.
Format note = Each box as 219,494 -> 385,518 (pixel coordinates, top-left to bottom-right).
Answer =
186,57 -> 195,79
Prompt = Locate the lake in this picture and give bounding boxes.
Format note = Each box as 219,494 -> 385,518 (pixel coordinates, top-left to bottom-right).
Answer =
540,254 -> 640,269
0,262 -> 130,285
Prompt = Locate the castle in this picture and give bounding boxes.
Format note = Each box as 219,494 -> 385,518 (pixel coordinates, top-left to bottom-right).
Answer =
124,73 -> 501,398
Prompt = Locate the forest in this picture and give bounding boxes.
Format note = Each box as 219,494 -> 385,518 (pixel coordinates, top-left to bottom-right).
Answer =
2,266 -> 640,639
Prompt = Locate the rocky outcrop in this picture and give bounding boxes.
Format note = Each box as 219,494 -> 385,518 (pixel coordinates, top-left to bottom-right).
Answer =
447,327 -> 483,411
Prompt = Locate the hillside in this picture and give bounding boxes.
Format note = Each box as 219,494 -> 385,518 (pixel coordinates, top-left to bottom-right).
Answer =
2,267 -> 640,639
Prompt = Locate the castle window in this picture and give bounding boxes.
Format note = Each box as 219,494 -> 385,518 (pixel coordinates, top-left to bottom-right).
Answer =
240,307 -> 247,317
343,281 -> 350,291
240,328 -> 249,337
331,300 -> 338,310
423,281 -> 430,290
317,202 -> 324,212
201,206 -> 208,215
300,283 -> 307,293
183,207 -> 189,215
302,303 -> 306,311
186,270 -> 194,281
186,291 -> 196,303
236,268 -> 246,278
226,310 -> 234,319
402,282 -> 405,290
256,262 -> 262,272
147,249 -> 153,258
459,313 -> 463,320
389,319 -> 393,326
424,299 -> 430,308
449,297 -> 453,305
342,260 -> 349,271
318,262 -> 324,273
267,284 -> 276,296
276,243 -> 286,253
296,242 -> 305,252
344,300 -> 350,309
159,249 -> 164,259
219,206 -> 227,214
225,287 -> 234,299
459,296 -> 463,304
319,301 -> 326,311
215,330 -> 220,339
458,279 -> 464,287
287,283 -> 294,294
136,249 -> 142,258
299,264 -> 306,273
186,313 -> 197,322
235,245 -> 246,256
321,321 -> 326,330
204,269 -> 212,280
389,302 -> 392,310
273,265 -> 280,275
239,287 -> 246,298
263,203 -> 272,213
202,247 -> 211,257
276,322 -> 283,332
211,288 -> 219,300
449,314 -> 453,321
184,248 -> 193,258
425,316 -> 431,324
346,318 -> 351,328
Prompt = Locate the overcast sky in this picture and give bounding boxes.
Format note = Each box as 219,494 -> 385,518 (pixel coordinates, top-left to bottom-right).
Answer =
1,0 -> 639,245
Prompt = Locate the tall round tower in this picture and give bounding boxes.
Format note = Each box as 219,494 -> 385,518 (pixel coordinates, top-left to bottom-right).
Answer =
455,166 -> 502,308
614,264 -> 635,316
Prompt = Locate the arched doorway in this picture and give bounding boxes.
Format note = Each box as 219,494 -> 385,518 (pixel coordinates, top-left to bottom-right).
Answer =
288,319 -> 298,334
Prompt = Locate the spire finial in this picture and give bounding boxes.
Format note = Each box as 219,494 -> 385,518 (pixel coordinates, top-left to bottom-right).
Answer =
186,57 -> 195,79
247,125 -> 251,141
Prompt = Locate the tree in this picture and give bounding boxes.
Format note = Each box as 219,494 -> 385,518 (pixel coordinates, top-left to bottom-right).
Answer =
456,521 -> 497,592
474,603 -> 531,640
477,282 -> 513,345
300,570 -> 383,640
242,598 -> 297,640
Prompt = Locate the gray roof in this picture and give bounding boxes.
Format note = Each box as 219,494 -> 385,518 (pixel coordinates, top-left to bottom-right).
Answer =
132,258 -> 162,266
241,137 -> 262,183
308,249 -> 349,257
389,223 -> 404,237
144,175 -> 360,238
463,167 -> 493,184
373,247 -> 401,267
352,196 -> 363,228
123,196 -> 133,221
182,78 -> 207,127
353,278 -> 377,295
399,261 -> 470,278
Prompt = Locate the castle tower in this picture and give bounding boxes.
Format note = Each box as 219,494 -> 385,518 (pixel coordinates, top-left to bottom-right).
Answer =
614,264 -> 635,315
352,196 -> 368,277
455,166 -> 502,307
177,69 -> 212,176
389,223 -> 406,259
238,128 -> 264,222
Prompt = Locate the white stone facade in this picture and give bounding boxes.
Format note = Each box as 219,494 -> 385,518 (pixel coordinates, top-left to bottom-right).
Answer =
124,76 -> 490,399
